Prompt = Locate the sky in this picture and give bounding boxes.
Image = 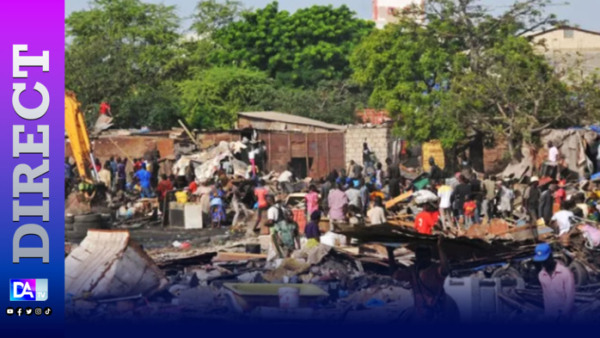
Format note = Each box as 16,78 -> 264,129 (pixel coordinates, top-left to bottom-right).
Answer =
66,0 -> 600,33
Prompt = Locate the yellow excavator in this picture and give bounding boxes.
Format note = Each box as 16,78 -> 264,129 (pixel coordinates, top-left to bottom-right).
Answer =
65,91 -> 98,183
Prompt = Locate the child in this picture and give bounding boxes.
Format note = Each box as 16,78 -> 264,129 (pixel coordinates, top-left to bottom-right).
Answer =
463,195 -> 477,228
272,209 -> 300,258
210,196 -> 226,228
304,211 -> 322,249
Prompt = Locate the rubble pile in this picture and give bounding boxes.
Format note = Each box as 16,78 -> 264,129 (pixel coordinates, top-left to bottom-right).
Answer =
64,117 -> 600,323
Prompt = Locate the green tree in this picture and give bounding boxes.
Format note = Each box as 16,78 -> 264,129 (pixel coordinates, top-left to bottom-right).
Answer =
350,22 -> 465,147
256,79 -> 368,125
65,0 -> 181,128
178,67 -> 273,129
165,0 -> 248,82
445,36 -> 600,158
350,0 -> 566,148
212,1 -> 374,87
191,0 -> 246,36
118,83 -> 182,130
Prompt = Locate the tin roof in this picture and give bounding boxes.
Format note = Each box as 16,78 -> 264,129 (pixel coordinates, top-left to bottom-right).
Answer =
237,111 -> 345,130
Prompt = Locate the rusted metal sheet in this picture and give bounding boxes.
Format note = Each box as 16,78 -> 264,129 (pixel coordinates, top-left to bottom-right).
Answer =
67,129 -> 345,180
260,131 -> 345,179
197,131 -> 242,149
66,136 -> 175,173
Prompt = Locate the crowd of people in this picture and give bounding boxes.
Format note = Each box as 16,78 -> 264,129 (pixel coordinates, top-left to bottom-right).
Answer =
64,137 -> 599,323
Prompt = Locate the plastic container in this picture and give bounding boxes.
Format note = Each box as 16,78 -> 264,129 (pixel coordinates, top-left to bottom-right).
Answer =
278,287 -> 300,308
320,232 -> 347,247
320,232 -> 336,246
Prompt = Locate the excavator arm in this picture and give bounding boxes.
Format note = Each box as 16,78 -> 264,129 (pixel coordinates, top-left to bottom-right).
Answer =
65,91 -> 97,183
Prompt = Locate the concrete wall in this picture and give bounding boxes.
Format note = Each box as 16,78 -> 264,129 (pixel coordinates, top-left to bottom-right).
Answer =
344,125 -> 393,168
532,28 -> 600,51
373,0 -> 425,28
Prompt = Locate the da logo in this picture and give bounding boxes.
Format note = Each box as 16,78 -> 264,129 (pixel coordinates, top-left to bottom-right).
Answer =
9,279 -> 48,301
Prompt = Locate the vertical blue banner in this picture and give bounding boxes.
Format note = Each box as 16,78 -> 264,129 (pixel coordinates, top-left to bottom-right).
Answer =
0,0 -> 64,335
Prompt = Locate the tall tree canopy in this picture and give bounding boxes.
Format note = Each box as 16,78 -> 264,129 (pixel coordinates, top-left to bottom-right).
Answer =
212,1 -> 374,87
350,0 -> 598,151
178,67 -> 273,130
350,21 -> 465,147
66,0 -> 181,128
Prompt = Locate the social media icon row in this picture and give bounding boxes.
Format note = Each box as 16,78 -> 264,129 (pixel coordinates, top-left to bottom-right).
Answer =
6,307 -> 51,316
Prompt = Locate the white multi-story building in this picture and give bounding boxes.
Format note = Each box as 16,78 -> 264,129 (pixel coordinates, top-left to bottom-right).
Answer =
372,0 -> 426,29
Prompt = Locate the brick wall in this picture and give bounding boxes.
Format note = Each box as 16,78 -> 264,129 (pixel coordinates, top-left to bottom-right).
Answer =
344,126 -> 393,167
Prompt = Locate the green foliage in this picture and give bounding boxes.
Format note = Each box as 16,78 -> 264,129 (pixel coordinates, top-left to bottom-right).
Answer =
256,80 -> 368,125
350,0 -> 581,149
212,1 -> 374,87
444,35 -> 600,157
191,0 -> 246,35
66,0 -> 181,129
350,21 -> 466,147
66,0 -> 598,152
178,67 -> 273,129
117,83 -> 182,130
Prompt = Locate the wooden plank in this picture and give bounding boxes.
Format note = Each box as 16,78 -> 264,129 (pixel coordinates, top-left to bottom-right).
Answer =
385,190 -> 413,209
212,252 -> 267,262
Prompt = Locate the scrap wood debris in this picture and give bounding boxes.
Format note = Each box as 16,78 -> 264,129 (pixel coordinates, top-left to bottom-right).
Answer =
65,118 -> 600,323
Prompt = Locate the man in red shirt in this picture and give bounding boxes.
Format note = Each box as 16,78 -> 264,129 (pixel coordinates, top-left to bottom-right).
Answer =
133,158 -> 142,172
414,203 -> 440,235
156,174 -> 173,213
100,101 -> 111,116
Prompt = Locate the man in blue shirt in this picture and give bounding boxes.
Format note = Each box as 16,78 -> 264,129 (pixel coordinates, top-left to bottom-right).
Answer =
135,163 -> 153,198
109,156 -> 117,190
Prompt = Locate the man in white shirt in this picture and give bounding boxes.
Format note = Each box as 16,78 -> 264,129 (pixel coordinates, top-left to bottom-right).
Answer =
172,156 -> 188,188
278,170 -> 294,193
367,196 -> 386,225
345,185 -> 362,208
266,196 -> 282,226
265,195 -> 283,261
547,141 -> 559,163
551,201 -> 574,236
